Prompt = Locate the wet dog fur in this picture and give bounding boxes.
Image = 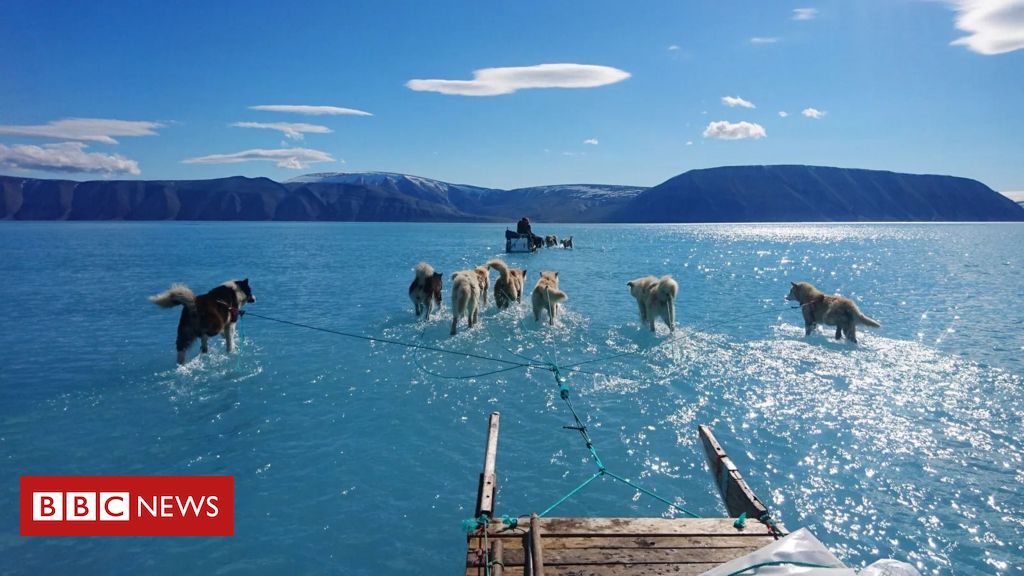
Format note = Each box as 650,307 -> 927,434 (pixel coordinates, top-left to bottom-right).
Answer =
561,236 -> 573,249
450,270 -> 482,335
150,279 -> 256,365
409,262 -> 443,320
627,275 -> 678,332
531,271 -> 568,325
474,266 -> 490,307
786,281 -> 880,343
487,259 -> 527,310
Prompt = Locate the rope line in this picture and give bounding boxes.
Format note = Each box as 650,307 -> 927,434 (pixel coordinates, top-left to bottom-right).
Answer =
244,306 -> 795,525
244,312 -> 534,368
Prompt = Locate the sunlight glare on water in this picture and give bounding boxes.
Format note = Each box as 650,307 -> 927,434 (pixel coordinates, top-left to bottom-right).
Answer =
0,222 -> 1021,575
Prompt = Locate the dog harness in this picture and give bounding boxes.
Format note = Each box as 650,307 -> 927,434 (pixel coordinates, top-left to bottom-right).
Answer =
216,299 -> 242,323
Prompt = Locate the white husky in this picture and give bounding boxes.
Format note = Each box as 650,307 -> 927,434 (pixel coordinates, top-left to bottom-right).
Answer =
449,270 -> 482,335
627,275 -> 678,332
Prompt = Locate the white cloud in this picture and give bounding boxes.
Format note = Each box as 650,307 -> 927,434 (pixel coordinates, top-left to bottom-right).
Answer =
667,44 -> 680,51
702,121 -> 767,140
778,111 -> 789,118
406,63 -> 631,96
182,148 -> 335,169
0,118 -> 162,144
722,95 -> 756,109
231,122 -> 332,140
802,107 -> 827,119
0,142 -> 140,175
685,141 -> 694,146
249,104 -> 373,116
1001,190 -> 1024,202
793,8 -> 818,20
561,151 -> 586,157
949,0 -> 1024,55
750,37 -> 781,44
583,138 -> 599,145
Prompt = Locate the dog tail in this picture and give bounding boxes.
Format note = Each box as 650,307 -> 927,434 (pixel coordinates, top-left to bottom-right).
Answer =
857,311 -> 881,328
150,284 -> 196,311
486,259 -> 510,281
414,262 -> 435,280
544,286 -> 568,304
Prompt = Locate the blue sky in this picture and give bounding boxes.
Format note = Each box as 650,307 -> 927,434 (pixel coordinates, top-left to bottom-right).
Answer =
1,0 -> 1022,192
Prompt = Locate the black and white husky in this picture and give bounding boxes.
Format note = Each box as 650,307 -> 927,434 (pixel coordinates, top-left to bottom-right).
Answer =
150,279 -> 256,365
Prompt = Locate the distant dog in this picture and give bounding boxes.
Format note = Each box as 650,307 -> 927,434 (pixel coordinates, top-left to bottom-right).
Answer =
627,275 -> 678,332
409,262 -> 443,320
545,235 -> 558,248
150,279 -> 256,365
561,236 -> 573,249
450,270 -> 482,335
786,281 -> 880,343
474,266 -> 490,307
487,259 -> 527,310
531,271 -> 568,325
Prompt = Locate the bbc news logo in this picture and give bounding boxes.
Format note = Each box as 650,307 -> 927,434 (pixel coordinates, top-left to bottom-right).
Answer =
20,476 -> 233,536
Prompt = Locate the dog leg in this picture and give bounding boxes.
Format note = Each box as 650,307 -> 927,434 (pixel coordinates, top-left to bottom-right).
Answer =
834,326 -> 843,340
846,324 -> 858,343
805,322 -> 815,336
176,349 -> 187,365
201,335 -> 209,354
450,315 -> 458,336
224,324 -> 235,353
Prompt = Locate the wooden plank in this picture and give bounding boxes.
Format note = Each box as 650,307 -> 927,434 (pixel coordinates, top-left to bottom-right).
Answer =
476,411 -> 501,518
471,563 -> 726,576
480,546 -> 762,567
698,425 -> 769,519
495,517 -> 773,537
492,539 -> 504,576
470,534 -> 773,551
528,513 -> 545,576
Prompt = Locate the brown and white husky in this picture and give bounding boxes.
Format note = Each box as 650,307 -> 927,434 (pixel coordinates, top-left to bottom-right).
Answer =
531,271 -> 568,325
627,275 -> 678,332
786,281 -> 880,343
486,259 -> 527,310
150,279 -> 256,365
409,262 -> 443,320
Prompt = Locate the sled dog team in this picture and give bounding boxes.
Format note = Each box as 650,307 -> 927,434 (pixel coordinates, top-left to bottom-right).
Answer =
150,271 -> 880,364
407,260 -> 881,340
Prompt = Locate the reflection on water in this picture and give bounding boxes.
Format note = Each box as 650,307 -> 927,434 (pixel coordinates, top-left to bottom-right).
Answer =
0,222 -> 1021,575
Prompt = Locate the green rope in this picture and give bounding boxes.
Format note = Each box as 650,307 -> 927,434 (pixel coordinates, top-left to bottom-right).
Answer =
528,363 -> 703,520
538,470 -> 604,518
724,560 -> 835,575
245,312 -> 534,368
604,470 -> 701,519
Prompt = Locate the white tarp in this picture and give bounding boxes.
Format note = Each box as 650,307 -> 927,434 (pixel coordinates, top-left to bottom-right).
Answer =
701,528 -> 920,576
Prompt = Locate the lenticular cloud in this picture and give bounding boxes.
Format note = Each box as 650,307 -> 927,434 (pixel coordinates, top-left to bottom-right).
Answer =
406,63 -> 631,96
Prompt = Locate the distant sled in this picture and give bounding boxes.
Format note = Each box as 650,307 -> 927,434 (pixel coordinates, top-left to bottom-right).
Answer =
504,229 -> 535,253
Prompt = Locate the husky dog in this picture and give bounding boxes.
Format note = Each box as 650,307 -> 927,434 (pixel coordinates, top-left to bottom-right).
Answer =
561,236 -> 574,249
545,235 -> 558,248
627,275 -> 678,332
150,279 -> 256,365
487,259 -> 527,310
531,271 -> 568,325
786,281 -> 880,343
474,266 -> 490,307
409,262 -> 443,320
450,270 -> 482,335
